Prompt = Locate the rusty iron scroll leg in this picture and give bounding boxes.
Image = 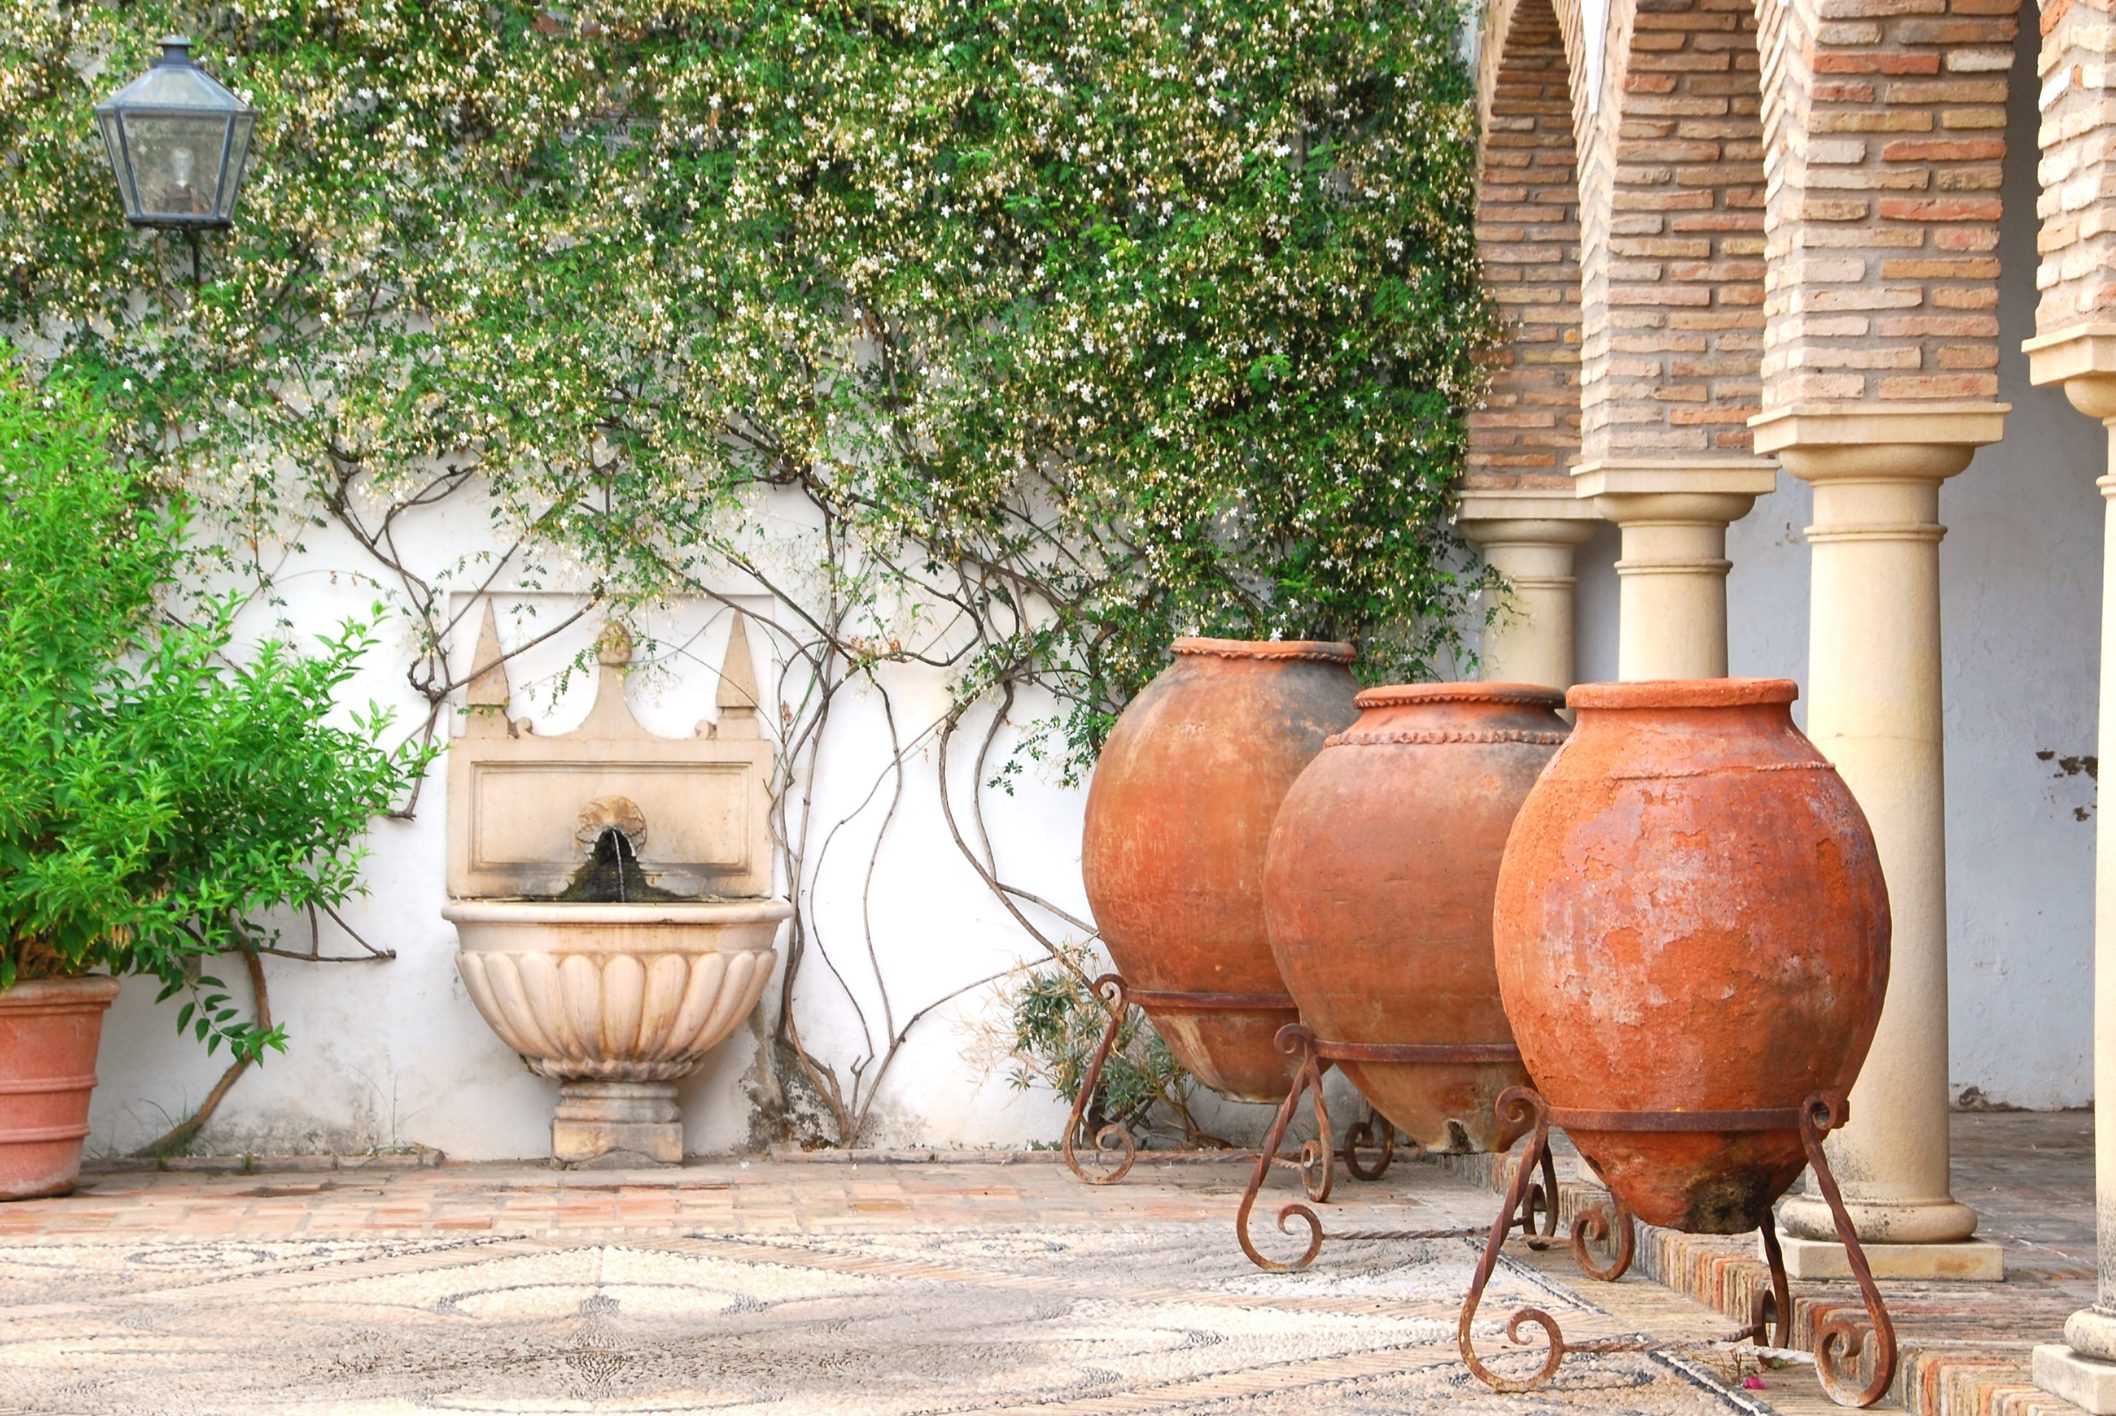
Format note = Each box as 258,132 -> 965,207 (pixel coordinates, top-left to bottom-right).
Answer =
1061,974 -> 1138,1185
1799,1092 -> 1898,1408
1458,1087 -> 1568,1393
1236,1025 -> 1328,1271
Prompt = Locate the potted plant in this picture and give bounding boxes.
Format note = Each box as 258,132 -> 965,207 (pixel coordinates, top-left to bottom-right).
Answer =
0,355 -> 426,1198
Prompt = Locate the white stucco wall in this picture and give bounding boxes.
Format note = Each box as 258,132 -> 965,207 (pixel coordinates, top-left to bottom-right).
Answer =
85,492 -> 1105,1160
77,14 -> 2097,1162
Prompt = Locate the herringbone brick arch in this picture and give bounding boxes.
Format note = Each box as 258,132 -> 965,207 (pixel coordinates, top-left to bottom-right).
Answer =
1469,0 -> 1586,490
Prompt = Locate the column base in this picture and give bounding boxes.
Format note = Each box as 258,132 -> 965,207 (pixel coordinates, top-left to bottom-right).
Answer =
2036,1344 -> 2116,1413
1775,1230 -> 2004,1281
1779,1190 -> 1981,1244
552,1079 -> 683,1167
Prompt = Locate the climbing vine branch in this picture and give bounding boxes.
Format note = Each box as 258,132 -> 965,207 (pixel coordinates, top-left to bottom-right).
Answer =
0,0 -> 1492,1149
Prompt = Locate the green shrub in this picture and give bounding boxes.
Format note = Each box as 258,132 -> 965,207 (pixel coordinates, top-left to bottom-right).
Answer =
0,0 -> 1493,779
0,355 -> 428,1058
1004,946 -> 1223,1148
0,0 -> 1492,1125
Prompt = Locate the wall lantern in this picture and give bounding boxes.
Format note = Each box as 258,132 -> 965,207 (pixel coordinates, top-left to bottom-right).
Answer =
94,37 -> 254,233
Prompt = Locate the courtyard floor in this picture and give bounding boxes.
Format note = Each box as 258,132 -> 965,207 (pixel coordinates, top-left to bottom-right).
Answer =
0,1111 -> 2089,1415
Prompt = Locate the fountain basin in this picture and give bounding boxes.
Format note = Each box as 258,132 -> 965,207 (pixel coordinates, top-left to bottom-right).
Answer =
448,897 -> 789,1164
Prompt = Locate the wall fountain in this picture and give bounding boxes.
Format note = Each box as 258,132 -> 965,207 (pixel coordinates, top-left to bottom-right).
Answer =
444,607 -> 790,1166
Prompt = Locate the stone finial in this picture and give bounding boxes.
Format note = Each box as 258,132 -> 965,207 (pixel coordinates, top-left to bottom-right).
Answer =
578,617 -> 647,738
715,612 -> 762,739
465,599 -> 513,738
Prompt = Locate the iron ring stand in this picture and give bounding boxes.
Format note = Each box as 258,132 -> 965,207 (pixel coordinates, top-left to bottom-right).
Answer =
1236,1024 -> 1565,1271
1063,976 -> 1401,1201
1458,1086 -> 1896,1408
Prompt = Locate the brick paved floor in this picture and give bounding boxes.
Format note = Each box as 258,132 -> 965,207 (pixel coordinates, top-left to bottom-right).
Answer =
1456,1110 -> 2099,1416
0,1110 -> 2093,1413
0,1152 -> 1798,1416
2,1154 -> 1341,1241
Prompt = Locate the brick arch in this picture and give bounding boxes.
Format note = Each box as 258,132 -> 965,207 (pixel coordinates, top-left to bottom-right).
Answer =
1468,0 -> 1590,486
1754,0 -> 2019,411
1576,0 -> 1768,461
2035,0 -> 2116,333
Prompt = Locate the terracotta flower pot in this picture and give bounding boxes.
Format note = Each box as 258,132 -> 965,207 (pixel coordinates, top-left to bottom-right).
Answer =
1493,678 -> 1889,1234
1265,683 -> 1568,1152
0,976 -> 121,1201
1082,637 -> 1359,1103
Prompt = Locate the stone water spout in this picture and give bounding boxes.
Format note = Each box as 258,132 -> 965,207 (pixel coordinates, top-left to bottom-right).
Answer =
443,608 -> 790,1165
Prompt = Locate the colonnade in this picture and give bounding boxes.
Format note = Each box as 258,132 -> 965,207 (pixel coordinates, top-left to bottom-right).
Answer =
2026,330 -> 2116,1405
1467,0 -> 2116,1396
1465,0 -> 2025,1297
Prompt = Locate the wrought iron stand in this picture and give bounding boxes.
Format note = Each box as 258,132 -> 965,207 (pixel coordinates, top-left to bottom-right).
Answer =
1458,1087 -> 1897,1409
1235,1023 -> 1563,1270
1063,976 -> 1400,1204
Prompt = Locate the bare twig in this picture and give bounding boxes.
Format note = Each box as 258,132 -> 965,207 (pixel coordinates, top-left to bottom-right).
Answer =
130,947 -> 271,1160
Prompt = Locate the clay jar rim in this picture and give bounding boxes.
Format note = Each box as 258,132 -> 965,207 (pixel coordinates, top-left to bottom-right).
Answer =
1353,681 -> 1565,710
0,975 -> 122,1009
1566,677 -> 1798,711
1171,636 -> 1355,664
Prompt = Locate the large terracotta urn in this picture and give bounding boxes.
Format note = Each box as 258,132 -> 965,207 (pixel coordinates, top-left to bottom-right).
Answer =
0,976 -> 121,1201
1264,683 -> 1567,1152
1082,637 -> 1359,1102
1493,678 -> 1889,1234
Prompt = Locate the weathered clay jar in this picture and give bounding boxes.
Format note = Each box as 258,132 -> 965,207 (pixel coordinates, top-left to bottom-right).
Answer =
1265,683 -> 1568,1152
0,976 -> 121,1201
1493,678 -> 1889,1234
1082,637 -> 1359,1102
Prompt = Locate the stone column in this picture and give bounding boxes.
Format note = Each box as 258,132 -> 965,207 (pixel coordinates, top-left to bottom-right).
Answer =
2028,330 -> 2116,1409
1459,488 -> 1601,691
1571,461 -> 1777,681
1752,404 -> 2007,1283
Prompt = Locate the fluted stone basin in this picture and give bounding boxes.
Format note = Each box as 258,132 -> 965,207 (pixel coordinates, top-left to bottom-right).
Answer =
448,898 -> 789,1163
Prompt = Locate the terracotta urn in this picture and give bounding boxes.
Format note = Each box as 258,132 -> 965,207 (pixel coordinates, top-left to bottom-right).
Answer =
1493,678 -> 1889,1234
1264,683 -> 1568,1152
1082,637 -> 1359,1102
0,976 -> 121,1201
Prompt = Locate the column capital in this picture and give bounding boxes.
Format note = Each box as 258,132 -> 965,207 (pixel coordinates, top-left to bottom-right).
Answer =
1749,403 -> 2008,484
1457,487 -> 1594,693
1572,458 -> 1778,502
1457,486 -> 1602,544
2025,324 -> 2116,421
1573,461 -> 1778,557
1568,460 -> 1770,682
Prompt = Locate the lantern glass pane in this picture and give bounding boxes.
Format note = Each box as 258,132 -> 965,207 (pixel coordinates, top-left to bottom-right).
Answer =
214,111 -> 255,222
119,112 -> 233,224
120,59 -> 231,110
95,110 -> 140,218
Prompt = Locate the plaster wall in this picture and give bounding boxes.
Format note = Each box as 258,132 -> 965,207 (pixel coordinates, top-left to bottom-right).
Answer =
77,14 -> 2100,1162
84,489 -> 1099,1159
